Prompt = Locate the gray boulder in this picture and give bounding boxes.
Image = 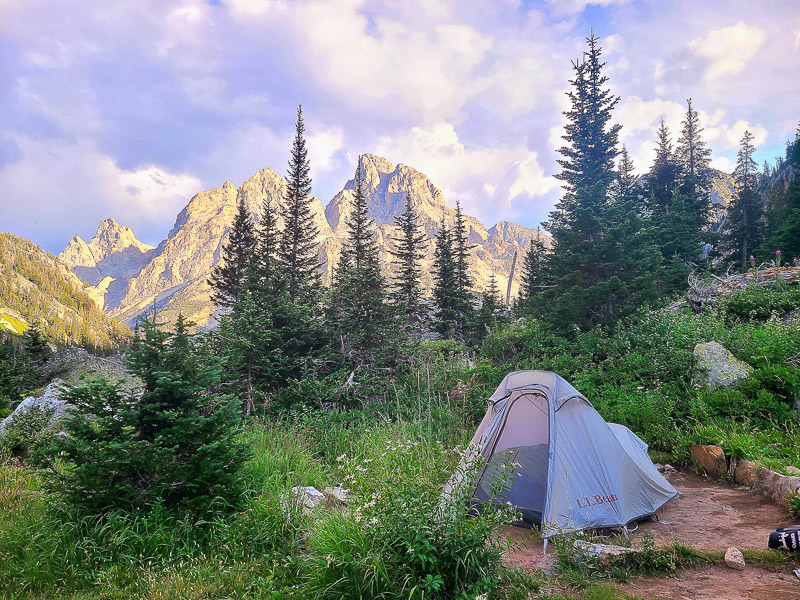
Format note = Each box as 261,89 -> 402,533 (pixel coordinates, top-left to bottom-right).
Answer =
694,342 -> 753,389
0,379 -> 72,435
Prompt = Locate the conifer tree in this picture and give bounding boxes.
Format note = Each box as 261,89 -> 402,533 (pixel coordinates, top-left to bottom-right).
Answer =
208,196 -> 256,308
517,228 -> 547,318
473,274 -> 503,343
727,130 -> 764,269
769,126 -> 800,259
451,201 -> 475,335
328,160 -> 391,367
279,104 -> 320,303
543,31 -> 624,327
432,218 -> 459,339
46,312 -> 249,514
390,190 -> 428,329
676,99 -> 712,216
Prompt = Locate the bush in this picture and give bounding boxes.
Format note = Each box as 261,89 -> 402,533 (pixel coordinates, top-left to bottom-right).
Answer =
718,284 -> 800,323
40,314 -> 250,515
790,493 -> 800,520
0,404 -> 55,463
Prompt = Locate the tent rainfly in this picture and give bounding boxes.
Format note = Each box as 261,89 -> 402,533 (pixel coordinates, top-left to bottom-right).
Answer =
444,371 -> 677,542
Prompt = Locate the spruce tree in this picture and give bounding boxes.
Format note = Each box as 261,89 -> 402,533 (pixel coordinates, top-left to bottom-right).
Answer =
769,126 -> 800,259
543,32 -> 623,327
452,201 -> 474,335
222,197 -> 319,411
46,312 -> 249,514
676,99 -> 712,215
390,190 -> 428,329
279,104 -> 320,303
517,228 -> 547,318
727,130 -> 764,269
328,160 -> 391,367
208,196 -> 256,309
432,218 -> 459,339
473,274 -> 503,343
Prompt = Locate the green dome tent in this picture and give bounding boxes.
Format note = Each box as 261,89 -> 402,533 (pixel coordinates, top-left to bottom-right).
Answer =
445,371 -> 677,542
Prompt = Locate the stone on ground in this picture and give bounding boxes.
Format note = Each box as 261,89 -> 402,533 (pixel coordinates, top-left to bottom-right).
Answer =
693,342 -> 753,389
290,486 -> 325,513
724,547 -> 745,570
0,379 -> 70,435
733,459 -> 759,487
573,540 -> 636,566
691,444 -> 727,479
751,469 -> 800,503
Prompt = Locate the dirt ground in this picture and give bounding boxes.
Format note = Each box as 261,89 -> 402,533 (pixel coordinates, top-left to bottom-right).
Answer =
502,469 -> 800,599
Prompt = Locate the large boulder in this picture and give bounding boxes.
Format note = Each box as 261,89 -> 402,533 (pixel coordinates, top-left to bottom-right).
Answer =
0,379 -> 71,435
733,459 -> 760,487
691,444 -> 728,479
693,342 -> 753,389
751,468 -> 800,503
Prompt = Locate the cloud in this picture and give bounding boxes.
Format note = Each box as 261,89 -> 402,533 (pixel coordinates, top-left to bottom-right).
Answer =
546,0 -> 629,16
704,117 -> 768,150
0,135 -> 201,247
710,155 -> 736,173
688,22 -> 766,80
375,122 -> 558,226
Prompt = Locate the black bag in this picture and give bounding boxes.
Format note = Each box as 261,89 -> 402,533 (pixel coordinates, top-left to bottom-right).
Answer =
768,526 -> 800,551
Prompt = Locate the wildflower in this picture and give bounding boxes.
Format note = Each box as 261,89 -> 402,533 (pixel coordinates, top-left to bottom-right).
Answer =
336,454 -> 346,462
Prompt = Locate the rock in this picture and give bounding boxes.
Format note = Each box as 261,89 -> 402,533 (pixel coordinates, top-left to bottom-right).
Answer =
751,468 -> 800,503
323,486 -> 352,503
289,486 -> 325,514
60,156 -> 552,330
691,444 -> 727,479
0,379 -> 71,435
734,459 -> 759,487
724,547 -> 745,570
654,463 -> 663,471
694,342 -> 754,389
573,540 -> 636,566
787,466 -> 800,476
663,464 -> 675,473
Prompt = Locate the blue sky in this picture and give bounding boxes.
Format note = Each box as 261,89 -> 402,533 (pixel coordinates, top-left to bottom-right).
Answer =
1,0 -> 798,253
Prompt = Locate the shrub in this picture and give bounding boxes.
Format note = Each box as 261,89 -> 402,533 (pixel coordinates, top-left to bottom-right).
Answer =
718,284 -> 800,323
0,404 -> 55,463
40,314 -> 250,515
790,493 -> 800,520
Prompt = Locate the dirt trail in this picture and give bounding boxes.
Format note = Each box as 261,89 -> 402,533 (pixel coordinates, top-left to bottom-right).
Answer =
502,469 -> 800,599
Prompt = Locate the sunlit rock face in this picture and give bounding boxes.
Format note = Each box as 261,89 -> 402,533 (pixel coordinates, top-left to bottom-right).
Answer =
62,156 -> 552,329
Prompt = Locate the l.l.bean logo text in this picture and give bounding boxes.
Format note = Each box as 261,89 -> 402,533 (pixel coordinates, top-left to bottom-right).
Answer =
576,494 -> 618,509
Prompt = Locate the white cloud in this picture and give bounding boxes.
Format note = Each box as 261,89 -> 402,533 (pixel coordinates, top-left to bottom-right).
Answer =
688,22 -> 766,80
704,117 -> 768,149
546,0 -> 629,16
617,96 -> 685,139
710,155 -> 736,173
0,136 -> 201,246
375,122 -> 558,224
307,127 -> 345,172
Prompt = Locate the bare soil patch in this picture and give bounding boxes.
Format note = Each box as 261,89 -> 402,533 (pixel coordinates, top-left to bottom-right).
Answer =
502,469 -> 800,598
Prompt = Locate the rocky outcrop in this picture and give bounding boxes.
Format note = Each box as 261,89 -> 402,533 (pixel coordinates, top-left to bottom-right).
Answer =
63,155 -> 552,329
751,468 -> 800,504
733,459 -> 759,487
691,444 -> 728,479
0,379 -> 69,435
693,342 -> 753,389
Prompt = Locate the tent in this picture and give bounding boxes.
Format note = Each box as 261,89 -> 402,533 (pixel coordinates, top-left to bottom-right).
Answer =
445,371 -> 677,540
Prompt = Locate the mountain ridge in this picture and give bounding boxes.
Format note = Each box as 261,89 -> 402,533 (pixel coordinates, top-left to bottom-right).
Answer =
59,155 -> 552,328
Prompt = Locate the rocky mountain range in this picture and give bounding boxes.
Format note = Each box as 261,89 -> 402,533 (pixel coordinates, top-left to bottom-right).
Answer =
60,154 -> 551,329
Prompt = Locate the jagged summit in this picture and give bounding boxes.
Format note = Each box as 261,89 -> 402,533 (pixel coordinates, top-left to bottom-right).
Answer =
62,157 -> 550,328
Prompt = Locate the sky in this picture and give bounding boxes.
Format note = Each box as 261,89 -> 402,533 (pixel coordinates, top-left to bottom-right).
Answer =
1,0 -> 798,254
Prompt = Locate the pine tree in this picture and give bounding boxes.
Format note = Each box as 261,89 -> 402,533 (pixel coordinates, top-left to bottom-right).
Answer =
452,201 -> 474,335
45,312 -> 249,514
389,190 -> 428,329
473,274 -> 503,343
279,104 -> 320,303
327,160 -> 392,367
517,228 -> 547,318
208,196 -> 256,309
727,130 -> 764,270
432,218 -> 459,339
676,99 -> 712,220
222,196 -> 319,412
543,31 -> 624,327
769,126 -> 800,259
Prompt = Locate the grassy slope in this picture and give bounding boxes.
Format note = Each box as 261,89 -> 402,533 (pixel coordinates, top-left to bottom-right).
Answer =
1,285 -> 799,599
